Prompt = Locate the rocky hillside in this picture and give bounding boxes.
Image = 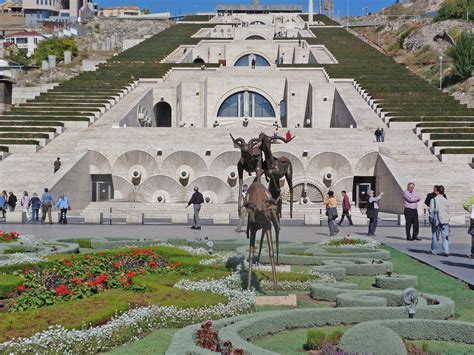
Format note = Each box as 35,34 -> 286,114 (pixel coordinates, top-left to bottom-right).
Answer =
383,0 -> 444,15
354,17 -> 473,107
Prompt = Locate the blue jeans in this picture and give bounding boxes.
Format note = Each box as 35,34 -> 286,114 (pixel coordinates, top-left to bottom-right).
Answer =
32,209 -> 39,222
431,224 -> 449,255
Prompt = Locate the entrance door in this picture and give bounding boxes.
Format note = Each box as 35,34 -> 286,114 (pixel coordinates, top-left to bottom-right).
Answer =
154,102 -> 172,127
356,183 -> 371,208
91,174 -> 114,202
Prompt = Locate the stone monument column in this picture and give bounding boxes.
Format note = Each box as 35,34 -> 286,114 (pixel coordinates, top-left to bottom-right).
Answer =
308,0 -> 314,23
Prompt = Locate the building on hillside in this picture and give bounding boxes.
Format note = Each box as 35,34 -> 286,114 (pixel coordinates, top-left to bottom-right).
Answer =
100,6 -> 141,17
0,0 -> 22,13
22,0 -> 91,21
4,31 -> 46,56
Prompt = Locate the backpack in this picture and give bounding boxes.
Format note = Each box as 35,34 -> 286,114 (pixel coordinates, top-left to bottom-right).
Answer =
429,198 -> 441,228
366,200 -> 376,218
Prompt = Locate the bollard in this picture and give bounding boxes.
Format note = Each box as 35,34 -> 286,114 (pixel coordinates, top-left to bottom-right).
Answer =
319,208 -> 323,226
423,208 -> 427,226
109,207 -> 112,225
100,212 -> 103,225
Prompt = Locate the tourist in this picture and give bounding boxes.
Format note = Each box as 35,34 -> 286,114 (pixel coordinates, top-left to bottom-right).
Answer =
374,128 -> 381,142
7,191 -> 17,212
424,185 -> 447,207
367,190 -> 384,236
273,127 -> 279,139
41,188 -> 54,224
337,190 -> 353,226
187,186 -> 204,230
429,185 -> 450,256
380,128 -> 385,142
403,183 -> 421,241
29,192 -> 41,223
0,191 -> 7,218
20,191 -> 31,222
235,184 -> 249,233
463,195 -> 474,258
285,130 -> 292,142
54,157 -> 61,173
54,193 -> 70,224
251,57 -> 256,69
324,191 -> 339,236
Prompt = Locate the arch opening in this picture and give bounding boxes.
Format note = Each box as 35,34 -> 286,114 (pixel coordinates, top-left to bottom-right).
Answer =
193,57 -> 205,64
246,35 -> 266,40
217,90 -> 275,118
234,54 -> 270,67
154,102 -> 172,127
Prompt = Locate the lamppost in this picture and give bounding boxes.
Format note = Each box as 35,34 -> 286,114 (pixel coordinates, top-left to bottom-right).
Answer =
346,0 -> 349,29
439,55 -> 443,90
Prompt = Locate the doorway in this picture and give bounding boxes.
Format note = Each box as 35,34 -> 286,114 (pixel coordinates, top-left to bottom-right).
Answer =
91,174 -> 114,202
154,101 -> 172,127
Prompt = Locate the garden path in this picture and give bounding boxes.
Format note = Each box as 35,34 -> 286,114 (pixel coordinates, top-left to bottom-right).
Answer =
1,224 -> 473,287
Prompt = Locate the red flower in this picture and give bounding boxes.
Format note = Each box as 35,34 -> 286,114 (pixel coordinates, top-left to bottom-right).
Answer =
176,261 -> 182,267
148,261 -> 156,269
151,253 -> 157,259
113,262 -> 120,269
63,259 -> 72,267
125,279 -> 131,287
98,252 -> 105,257
169,263 -> 175,269
120,275 -> 125,282
17,284 -> 26,292
126,272 -> 135,278
54,284 -> 69,296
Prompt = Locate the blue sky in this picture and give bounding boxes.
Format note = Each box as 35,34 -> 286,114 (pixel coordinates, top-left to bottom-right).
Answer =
97,0 -> 397,17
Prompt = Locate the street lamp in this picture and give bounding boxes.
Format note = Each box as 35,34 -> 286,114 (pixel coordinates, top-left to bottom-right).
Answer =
346,0 -> 349,29
439,55 -> 443,90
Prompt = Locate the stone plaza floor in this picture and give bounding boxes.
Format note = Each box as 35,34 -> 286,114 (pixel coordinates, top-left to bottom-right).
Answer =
2,223 -> 473,287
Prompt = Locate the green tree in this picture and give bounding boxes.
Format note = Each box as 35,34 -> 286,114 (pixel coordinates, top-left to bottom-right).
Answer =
6,51 -> 31,66
32,36 -> 78,64
434,0 -> 474,22
142,7 -> 150,15
449,30 -> 474,80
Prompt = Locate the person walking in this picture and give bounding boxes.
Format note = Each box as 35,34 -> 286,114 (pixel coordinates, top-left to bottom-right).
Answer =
41,188 -> 54,224
0,191 -> 7,218
285,130 -> 292,142
7,192 -> 17,212
380,128 -> 385,142
338,190 -> 353,226
187,187 -> 204,230
54,193 -> 70,224
235,184 -> 249,233
463,196 -> 474,259
325,191 -> 339,236
54,157 -> 61,173
20,191 -> 31,222
367,190 -> 384,236
374,128 -> 381,142
29,192 -> 41,223
425,185 -> 447,207
429,185 -> 450,256
403,183 -> 421,241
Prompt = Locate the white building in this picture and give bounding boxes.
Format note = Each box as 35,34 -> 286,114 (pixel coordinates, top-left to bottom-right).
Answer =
4,31 -> 46,57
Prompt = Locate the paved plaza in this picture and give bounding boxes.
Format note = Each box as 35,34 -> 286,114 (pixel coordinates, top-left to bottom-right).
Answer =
3,223 -> 473,286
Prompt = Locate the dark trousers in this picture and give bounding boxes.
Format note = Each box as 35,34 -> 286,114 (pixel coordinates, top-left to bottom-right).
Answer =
32,208 -> 39,222
338,208 -> 353,226
59,209 -> 68,224
368,210 -> 379,235
404,207 -> 419,240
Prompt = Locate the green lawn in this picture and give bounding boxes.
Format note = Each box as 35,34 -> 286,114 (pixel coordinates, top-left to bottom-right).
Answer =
254,325 -> 350,354
107,328 -> 178,355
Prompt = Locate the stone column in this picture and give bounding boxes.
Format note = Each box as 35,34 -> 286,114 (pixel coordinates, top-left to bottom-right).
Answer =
64,51 -> 72,64
42,60 -> 49,70
48,55 -> 56,69
308,0 -> 314,24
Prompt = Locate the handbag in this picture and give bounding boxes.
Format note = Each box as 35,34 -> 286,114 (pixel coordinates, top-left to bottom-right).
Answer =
429,198 -> 441,227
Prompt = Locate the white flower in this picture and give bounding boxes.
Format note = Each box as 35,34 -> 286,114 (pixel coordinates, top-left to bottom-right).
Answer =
322,235 -> 381,249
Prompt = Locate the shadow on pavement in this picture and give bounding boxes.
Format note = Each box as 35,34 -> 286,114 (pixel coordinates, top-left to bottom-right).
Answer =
440,261 -> 474,270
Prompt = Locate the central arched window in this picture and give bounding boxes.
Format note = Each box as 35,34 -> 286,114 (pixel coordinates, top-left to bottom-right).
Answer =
217,91 -> 275,118
250,21 -> 265,25
246,35 -> 266,40
234,54 -> 270,67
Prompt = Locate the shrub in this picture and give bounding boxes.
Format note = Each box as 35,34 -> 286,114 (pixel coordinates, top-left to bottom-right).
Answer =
306,329 -> 326,350
77,239 -> 92,249
434,0 -> 473,22
33,36 -> 78,64
449,30 -> 474,81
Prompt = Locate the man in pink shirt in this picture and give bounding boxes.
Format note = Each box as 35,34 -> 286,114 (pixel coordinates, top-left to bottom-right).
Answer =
337,190 -> 353,226
403,182 -> 421,241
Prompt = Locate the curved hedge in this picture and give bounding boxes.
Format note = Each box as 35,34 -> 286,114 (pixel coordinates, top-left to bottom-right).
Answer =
375,275 -> 417,290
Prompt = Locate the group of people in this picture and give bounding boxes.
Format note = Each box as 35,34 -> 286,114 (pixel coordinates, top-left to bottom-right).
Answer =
0,188 -> 70,224
323,182 -> 473,258
374,128 -> 385,142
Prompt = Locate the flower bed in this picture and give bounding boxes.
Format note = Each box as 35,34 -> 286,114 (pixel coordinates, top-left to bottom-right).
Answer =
0,231 -> 20,243
9,247 -> 187,312
323,235 -> 381,249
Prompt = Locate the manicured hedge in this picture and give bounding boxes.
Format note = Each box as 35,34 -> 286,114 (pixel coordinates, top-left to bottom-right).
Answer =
0,127 -> 56,133
440,148 -> 474,154
0,121 -> 63,127
0,139 -> 39,145
433,141 -> 474,147
0,146 -> 9,152
374,274 -> 417,290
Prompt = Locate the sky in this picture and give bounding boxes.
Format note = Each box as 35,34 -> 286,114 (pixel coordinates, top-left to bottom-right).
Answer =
97,0 -> 397,17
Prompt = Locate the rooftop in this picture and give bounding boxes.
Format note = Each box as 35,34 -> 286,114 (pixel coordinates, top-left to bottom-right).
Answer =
217,4 -> 302,12
5,31 -> 44,38
102,6 -> 140,11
